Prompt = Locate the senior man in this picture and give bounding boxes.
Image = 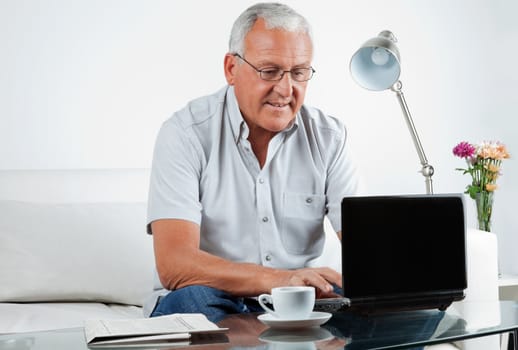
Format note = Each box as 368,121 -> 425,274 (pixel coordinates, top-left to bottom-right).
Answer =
145,2 -> 359,322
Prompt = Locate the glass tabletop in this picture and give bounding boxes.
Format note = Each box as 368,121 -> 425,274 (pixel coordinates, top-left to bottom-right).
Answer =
324,301 -> 515,349
0,301 -> 516,350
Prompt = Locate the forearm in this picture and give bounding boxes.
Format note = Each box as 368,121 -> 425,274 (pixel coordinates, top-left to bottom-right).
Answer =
158,246 -> 287,296
152,219 -> 286,295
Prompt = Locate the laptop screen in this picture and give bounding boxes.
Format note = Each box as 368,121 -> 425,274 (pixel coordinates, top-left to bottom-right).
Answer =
341,194 -> 467,301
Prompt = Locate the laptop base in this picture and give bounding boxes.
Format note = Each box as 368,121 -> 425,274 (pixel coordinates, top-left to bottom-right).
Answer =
314,292 -> 463,315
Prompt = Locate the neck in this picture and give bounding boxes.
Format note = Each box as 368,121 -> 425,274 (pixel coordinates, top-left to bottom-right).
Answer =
247,127 -> 277,169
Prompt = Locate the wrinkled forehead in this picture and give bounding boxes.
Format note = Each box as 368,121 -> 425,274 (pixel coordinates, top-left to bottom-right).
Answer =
243,18 -> 313,61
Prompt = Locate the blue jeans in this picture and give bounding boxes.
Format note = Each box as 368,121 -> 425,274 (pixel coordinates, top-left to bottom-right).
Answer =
150,285 -> 263,323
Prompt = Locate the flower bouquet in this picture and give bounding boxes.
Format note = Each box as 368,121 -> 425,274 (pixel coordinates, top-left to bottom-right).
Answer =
452,140 -> 510,232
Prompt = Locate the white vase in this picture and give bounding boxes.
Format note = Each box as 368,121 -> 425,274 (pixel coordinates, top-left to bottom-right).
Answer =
450,228 -> 500,350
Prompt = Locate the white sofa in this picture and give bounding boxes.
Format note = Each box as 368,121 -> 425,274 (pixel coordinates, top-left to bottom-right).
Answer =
0,169 -> 154,333
0,169 -> 501,350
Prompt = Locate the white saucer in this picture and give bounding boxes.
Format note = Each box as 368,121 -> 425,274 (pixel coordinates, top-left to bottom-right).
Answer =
257,312 -> 332,329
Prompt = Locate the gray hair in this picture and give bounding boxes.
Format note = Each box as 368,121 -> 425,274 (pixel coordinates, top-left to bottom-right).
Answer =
229,2 -> 313,56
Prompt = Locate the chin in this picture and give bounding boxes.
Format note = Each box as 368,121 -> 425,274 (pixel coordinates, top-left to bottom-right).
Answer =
255,108 -> 296,131
265,118 -> 295,132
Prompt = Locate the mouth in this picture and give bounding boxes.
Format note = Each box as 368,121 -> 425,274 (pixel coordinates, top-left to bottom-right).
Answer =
266,101 -> 290,109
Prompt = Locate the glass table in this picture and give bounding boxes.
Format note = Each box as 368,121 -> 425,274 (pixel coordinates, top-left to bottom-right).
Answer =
1,301 -> 517,349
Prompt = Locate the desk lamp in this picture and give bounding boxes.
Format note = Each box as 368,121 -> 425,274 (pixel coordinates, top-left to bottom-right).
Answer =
350,30 -> 434,194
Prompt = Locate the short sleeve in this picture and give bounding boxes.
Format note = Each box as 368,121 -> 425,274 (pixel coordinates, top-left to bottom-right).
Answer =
146,118 -> 203,234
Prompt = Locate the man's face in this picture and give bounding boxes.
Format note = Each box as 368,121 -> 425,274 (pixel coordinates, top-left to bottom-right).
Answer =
224,19 -> 313,135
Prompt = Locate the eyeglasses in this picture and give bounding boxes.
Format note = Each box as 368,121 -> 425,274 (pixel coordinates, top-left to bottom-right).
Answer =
233,54 -> 315,82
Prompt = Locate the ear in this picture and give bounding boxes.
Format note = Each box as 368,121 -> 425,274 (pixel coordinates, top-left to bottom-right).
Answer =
224,54 -> 237,85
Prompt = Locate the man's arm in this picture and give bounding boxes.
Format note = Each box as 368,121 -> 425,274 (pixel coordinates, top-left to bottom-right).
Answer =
152,218 -> 341,297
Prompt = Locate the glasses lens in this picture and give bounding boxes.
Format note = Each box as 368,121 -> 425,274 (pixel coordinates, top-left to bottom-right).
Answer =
260,68 -> 283,81
291,68 -> 313,82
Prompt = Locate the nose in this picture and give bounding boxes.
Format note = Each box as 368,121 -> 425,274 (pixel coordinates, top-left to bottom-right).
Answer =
273,71 -> 293,97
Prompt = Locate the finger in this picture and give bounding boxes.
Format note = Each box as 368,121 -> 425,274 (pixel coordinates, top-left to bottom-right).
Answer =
310,267 -> 342,288
289,269 -> 334,294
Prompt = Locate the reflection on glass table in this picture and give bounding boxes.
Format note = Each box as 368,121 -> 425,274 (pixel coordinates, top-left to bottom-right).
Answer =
218,301 -> 517,350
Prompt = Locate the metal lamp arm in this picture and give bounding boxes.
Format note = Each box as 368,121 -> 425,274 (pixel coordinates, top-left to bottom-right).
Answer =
391,81 -> 434,194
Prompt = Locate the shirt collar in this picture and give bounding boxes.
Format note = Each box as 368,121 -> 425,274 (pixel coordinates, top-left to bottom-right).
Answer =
226,86 -> 247,144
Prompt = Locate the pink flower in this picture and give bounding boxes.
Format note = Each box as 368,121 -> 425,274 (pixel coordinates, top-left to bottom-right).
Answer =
452,141 -> 476,159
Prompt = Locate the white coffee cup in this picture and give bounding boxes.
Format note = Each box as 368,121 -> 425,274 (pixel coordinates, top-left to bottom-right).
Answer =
258,286 -> 315,320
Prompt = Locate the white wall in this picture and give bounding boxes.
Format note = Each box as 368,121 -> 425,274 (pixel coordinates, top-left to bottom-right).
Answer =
2,0 -> 517,273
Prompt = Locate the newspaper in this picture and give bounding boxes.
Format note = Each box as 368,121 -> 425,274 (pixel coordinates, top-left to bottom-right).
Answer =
84,313 -> 228,347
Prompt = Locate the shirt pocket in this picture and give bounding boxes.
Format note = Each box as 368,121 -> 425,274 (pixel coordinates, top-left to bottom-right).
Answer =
281,192 -> 326,255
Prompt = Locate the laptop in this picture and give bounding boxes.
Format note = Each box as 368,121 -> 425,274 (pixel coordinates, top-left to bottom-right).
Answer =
315,194 -> 467,314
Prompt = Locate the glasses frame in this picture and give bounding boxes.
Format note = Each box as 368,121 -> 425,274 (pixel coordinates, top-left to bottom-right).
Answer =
233,54 -> 315,82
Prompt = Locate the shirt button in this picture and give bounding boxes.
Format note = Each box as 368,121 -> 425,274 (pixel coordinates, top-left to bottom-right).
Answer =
262,217 -> 269,223
265,255 -> 272,261
258,178 -> 264,184
306,197 -> 313,204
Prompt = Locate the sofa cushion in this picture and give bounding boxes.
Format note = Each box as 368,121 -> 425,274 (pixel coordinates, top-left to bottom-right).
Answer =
0,200 -> 154,306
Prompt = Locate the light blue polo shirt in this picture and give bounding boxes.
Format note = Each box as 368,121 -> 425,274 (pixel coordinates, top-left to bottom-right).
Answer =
145,85 -> 359,312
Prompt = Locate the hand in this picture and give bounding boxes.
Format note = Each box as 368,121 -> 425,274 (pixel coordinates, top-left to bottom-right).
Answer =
280,267 -> 342,298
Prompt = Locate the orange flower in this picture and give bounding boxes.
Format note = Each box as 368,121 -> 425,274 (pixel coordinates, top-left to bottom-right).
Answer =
478,141 -> 510,160
485,183 -> 498,192
487,163 -> 500,173
496,143 -> 511,159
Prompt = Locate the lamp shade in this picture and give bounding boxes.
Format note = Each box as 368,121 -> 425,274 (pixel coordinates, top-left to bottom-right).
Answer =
350,31 -> 401,91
